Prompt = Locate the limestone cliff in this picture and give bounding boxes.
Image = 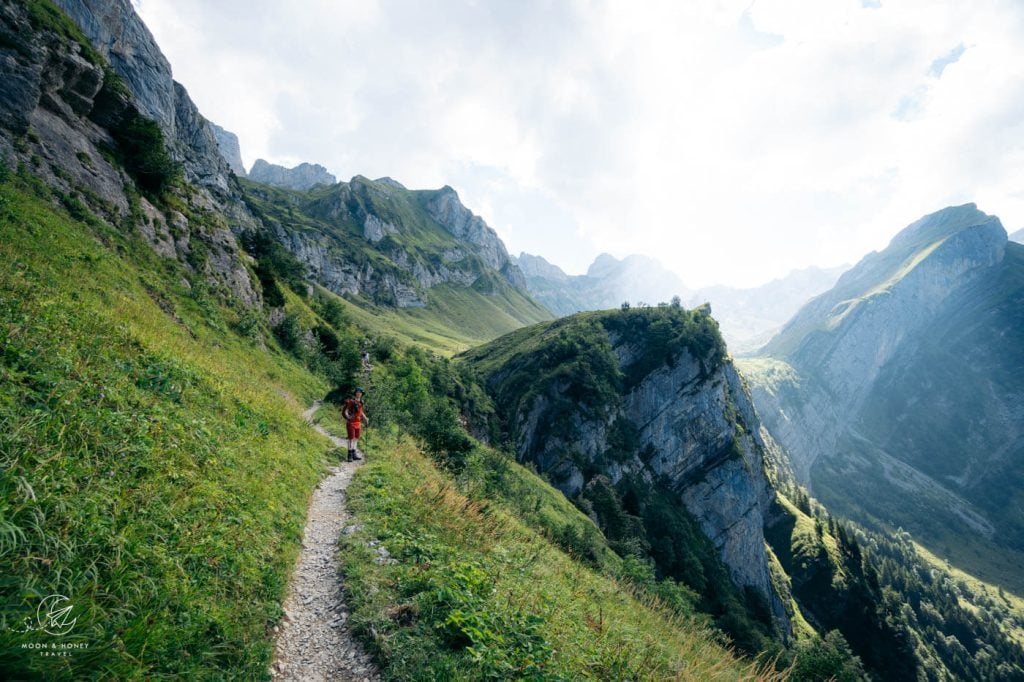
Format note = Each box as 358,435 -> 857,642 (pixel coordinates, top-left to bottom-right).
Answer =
240,175 -> 549,330
209,121 -> 246,176
743,204 -> 1024,578
422,186 -> 526,290
462,307 -> 792,637
248,158 -> 336,190
54,0 -> 233,194
0,0 -> 258,304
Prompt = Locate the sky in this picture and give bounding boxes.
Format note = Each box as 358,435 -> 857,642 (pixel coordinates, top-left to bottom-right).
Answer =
133,0 -> 1024,288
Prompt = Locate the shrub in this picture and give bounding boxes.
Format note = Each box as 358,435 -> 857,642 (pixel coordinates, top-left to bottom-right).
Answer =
111,113 -> 180,195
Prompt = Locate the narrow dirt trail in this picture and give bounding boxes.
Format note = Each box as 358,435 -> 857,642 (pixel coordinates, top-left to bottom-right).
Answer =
270,401 -> 379,681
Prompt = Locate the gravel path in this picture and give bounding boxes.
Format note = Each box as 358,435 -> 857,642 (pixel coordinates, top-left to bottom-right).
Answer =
270,402 -> 380,681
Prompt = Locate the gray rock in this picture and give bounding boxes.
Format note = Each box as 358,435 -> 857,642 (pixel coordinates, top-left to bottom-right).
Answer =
249,158 -> 336,190
54,0 -> 233,194
503,332 -> 791,635
423,185 -> 527,290
363,214 -> 397,244
209,121 -> 246,176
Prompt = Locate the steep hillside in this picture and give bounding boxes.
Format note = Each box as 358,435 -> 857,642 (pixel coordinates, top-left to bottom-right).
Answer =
743,204 -> 1024,594
53,0 -> 550,355
0,2 -> 776,678
461,305 -> 1024,679
463,307 -> 799,651
239,177 -> 551,353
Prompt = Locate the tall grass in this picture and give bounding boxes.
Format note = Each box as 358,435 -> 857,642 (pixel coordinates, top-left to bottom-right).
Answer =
0,180 -> 329,678
338,429 -> 783,681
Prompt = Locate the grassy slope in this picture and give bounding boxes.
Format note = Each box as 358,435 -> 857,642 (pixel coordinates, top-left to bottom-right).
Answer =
337,430 -> 774,680
0,180 -> 331,678
0,177 -> 762,678
336,283 -> 551,356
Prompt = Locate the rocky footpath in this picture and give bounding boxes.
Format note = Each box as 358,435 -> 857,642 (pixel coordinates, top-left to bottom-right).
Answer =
271,404 -> 379,682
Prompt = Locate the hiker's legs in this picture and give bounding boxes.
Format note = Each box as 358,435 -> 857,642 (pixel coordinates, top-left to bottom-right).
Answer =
346,422 -> 362,461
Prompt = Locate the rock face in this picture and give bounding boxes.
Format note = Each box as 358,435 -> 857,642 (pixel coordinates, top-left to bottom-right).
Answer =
422,186 -> 526,290
53,0 -> 233,194
464,309 -> 791,635
249,158 -> 336,190
743,204 -> 1024,568
243,175 -> 549,327
210,121 -> 246,176
0,0 -> 258,305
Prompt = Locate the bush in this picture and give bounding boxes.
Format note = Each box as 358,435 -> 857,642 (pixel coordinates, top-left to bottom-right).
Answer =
420,399 -> 474,467
111,112 -> 180,195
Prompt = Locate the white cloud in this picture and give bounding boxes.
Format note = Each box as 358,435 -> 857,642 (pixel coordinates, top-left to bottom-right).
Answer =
136,0 -> 1024,287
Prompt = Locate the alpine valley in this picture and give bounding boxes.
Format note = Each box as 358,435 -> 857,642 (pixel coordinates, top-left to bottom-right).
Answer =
0,1 -> 1022,681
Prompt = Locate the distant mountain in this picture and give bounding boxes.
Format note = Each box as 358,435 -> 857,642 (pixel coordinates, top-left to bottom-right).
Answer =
741,204 -> 1024,591
692,266 -> 848,354
515,253 -> 845,351
248,158 -> 336,190
512,252 -> 689,315
1011,228 -> 1024,244
240,176 -> 549,350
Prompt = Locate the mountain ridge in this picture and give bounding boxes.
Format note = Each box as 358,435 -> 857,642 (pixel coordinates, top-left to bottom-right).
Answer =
743,203 -> 1024,594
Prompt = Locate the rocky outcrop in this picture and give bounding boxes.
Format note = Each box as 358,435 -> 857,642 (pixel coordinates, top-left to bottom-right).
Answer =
422,186 -> 527,290
210,121 -> 246,176
249,158 -> 336,190
513,252 -> 569,281
0,0 -> 257,305
271,224 -> 425,308
54,0 -> 232,194
755,206 -> 1007,478
469,311 -> 791,635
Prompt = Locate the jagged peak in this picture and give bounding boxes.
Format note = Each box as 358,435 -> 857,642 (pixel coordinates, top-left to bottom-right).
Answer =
249,159 -> 336,190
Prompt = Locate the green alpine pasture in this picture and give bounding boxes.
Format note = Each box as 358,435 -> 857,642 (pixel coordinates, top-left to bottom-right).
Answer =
0,176 -> 332,678
337,430 -> 777,681
0,168 -> 769,678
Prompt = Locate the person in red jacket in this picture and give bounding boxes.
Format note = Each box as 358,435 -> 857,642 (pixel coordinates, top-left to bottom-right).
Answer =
342,388 -> 368,462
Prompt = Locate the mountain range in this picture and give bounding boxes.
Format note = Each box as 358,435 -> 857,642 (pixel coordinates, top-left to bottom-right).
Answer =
741,204 -> 1024,594
2,1 -> 1023,679
514,251 -> 847,351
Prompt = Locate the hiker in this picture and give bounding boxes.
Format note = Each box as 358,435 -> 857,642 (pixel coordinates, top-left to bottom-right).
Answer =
342,388 -> 368,462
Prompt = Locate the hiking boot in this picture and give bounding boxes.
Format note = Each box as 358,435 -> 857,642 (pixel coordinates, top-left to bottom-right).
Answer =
351,450 -> 363,461
347,449 -> 355,462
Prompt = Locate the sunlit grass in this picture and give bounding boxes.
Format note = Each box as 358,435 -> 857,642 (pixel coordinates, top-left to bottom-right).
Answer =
339,430 -> 782,680
0,181 -> 330,679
